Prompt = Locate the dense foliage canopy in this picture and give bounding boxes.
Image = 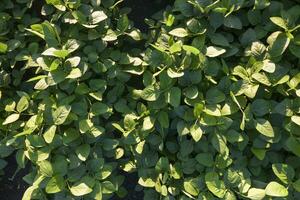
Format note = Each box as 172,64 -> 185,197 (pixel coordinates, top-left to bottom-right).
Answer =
0,0 -> 300,199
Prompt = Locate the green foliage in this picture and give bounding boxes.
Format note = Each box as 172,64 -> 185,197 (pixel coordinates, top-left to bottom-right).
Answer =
0,0 -> 300,199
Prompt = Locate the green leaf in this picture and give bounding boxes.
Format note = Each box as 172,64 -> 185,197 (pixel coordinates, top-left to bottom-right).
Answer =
291,115 -> 300,126
43,125 -> 57,144
251,148 -> 266,160
75,144 -> 90,161
262,59 -> 276,73
195,153 -> 214,167
265,182 -> 288,197
39,160 -> 53,177
184,86 -> 198,99
272,163 -> 295,184
46,0 -> 63,6
0,42 -> 8,53
252,73 -> 271,86
124,114 -> 137,130
285,137 -> 300,157
224,15 -> 242,29
128,29 -> 142,40
79,119 -> 93,133
250,41 -> 266,57
254,118 -> 274,137
270,17 -> 288,30
16,96 -> 29,113
64,39 -> 80,53
41,21 -> 59,47
183,179 -> 200,196
167,87 -> 181,107
254,0 -> 270,9
167,68 -> 184,78
141,85 -> 161,101
91,102 -> 109,116
22,186 -> 38,200
155,157 -> 170,172
190,124 -> 203,142
63,128 -> 80,143
211,133 -> 228,154
16,150 -> 26,169
67,68 -> 82,79
94,162 -> 111,179
205,172 -> 227,198
103,29 -> 118,41
240,28 -> 256,46
251,99 -> 270,117
102,139 -> 119,151
268,32 -> 290,57
117,15 -> 129,32
205,46 -> 226,57
102,181 -> 116,194
46,175 -> 65,194
42,47 -> 70,58
169,28 -> 188,37
206,88 -> 225,104
91,0 -> 101,7
2,113 -> 20,125
209,33 -> 230,47
52,105 -> 71,125
169,42 -> 182,53
70,177 -> 94,196
182,45 -> 200,55
247,188 -> 266,200
157,111 -> 169,128
289,42 -> 300,58
90,11 -> 107,24
293,179 -> 300,192
138,177 -> 156,188
142,116 -> 155,131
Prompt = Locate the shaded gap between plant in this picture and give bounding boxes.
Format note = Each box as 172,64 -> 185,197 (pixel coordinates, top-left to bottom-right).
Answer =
0,154 -> 29,200
122,0 -> 173,32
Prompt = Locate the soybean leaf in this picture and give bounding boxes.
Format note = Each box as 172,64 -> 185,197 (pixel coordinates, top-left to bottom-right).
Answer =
205,46 -> 226,57
268,33 -> 290,57
272,163 -> 295,184
254,118 -> 274,137
270,17 -> 288,30
75,144 -> 90,161
141,85 -> 161,101
205,172 -> 227,198
265,182 -> 288,197
52,105 -> 71,125
247,188 -> 266,200
224,15 -> 242,29
169,28 -> 188,37
70,177 -> 94,196
183,179 -> 199,196
17,96 -> 29,113
45,175 -> 65,194
190,124 -> 203,142
2,113 -> 20,125
43,125 -> 57,144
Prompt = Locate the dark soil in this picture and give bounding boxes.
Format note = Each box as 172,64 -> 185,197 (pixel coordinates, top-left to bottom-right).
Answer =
112,172 -> 143,200
0,154 -> 29,200
123,0 -> 173,32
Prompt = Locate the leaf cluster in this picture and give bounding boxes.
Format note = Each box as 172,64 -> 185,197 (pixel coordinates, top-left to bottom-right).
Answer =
0,0 -> 300,199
